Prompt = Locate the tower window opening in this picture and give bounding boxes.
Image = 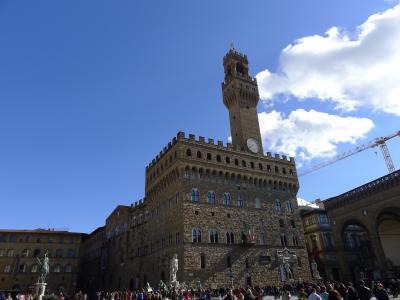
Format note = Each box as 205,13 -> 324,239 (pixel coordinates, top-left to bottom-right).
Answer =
197,151 -> 202,159
200,254 -> 206,269
242,160 -> 246,167
216,155 -> 221,162
235,159 -> 239,166
207,153 -> 212,160
226,255 -> 232,268
226,157 -> 230,164
186,149 -> 192,157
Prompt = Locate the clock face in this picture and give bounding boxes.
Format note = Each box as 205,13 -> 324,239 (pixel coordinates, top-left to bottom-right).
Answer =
247,138 -> 259,153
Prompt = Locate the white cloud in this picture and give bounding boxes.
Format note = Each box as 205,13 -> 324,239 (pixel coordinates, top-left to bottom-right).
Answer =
256,4 -> 400,115
258,109 -> 374,160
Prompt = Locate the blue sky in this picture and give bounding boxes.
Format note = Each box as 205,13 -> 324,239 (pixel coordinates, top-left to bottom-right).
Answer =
1,1 -> 399,233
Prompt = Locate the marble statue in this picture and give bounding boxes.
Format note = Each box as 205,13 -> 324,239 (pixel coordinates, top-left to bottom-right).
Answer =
159,280 -> 168,291
146,282 -> 152,292
169,254 -> 178,283
283,262 -> 293,279
37,250 -> 49,284
311,259 -> 321,279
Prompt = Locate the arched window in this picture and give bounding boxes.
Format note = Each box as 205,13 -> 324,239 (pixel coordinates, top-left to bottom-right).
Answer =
234,159 -> 239,166
275,166 -> 279,173
55,249 -> 63,258
237,195 -> 244,207
250,162 -> 254,169
226,157 -> 230,164
0,249 -> 5,257
206,153 -> 212,160
4,265 -> 11,273
192,229 -> 201,243
223,193 -> 231,206
207,191 -> 216,204
292,236 -> 299,246
197,151 -> 202,159
22,249 -> 29,257
242,160 -> 246,167
209,229 -> 219,243
275,200 -> 281,212
19,264 -> 26,273
53,264 -> 61,273
7,249 -> 14,257
65,264 -> 72,273
226,232 -> 235,244
279,219 -> 285,228
200,254 -> 206,269
286,201 -> 293,214
255,198 -> 261,209
216,155 -> 221,162
31,264 -> 38,273
259,163 -> 263,170
191,188 -> 200,203
186,149 -> 192,157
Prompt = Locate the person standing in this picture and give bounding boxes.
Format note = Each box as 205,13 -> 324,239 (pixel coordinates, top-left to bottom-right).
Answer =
320,287 -> 328,300
374,283 -> 389,300
281,288 -> 291,300
308,288 -> 322,300
358,281 -> 371,300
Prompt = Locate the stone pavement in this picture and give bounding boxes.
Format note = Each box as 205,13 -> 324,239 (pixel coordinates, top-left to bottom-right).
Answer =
210,296 -> 400,300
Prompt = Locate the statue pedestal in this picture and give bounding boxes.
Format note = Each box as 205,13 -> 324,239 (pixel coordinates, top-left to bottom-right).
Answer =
35,282 -> 47,300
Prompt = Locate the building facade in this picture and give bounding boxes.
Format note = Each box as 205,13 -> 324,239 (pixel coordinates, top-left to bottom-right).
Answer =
0,229 -> 85,294
84,47 -> 312,291
299,201 -> 340,281
324,170 -> 400,281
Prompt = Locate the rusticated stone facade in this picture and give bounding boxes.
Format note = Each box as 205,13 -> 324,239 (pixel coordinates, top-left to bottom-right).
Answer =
82,48 -> 312,291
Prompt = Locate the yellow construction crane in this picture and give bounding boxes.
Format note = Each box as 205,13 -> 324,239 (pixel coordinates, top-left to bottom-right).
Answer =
299,130 -> 400,177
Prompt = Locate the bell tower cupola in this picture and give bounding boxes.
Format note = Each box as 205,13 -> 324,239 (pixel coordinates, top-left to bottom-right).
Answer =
222,46 -> 263,154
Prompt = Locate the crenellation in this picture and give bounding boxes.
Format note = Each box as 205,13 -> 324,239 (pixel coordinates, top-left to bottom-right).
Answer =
92,48 -> 310,291
177,131 -> 185,140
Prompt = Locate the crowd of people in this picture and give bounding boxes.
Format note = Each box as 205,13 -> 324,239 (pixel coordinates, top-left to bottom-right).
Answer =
1,279 -> 399,300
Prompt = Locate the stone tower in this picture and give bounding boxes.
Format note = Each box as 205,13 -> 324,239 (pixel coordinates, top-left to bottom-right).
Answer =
95,48 -> 312,291
222,46 -> 263,154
